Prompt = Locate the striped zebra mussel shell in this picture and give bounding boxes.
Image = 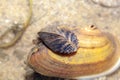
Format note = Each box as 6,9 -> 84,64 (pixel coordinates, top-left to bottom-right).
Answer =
37,29 -> 78,54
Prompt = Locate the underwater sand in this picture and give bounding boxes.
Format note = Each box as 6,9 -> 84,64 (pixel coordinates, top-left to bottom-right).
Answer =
0,0 -> 120,80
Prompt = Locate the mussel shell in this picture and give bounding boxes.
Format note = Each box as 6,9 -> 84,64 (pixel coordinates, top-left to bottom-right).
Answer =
37,31 -> 78,54
27,26 -> 120,79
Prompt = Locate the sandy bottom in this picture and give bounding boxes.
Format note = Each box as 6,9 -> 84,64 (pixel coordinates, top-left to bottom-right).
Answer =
0,0 -> 120,80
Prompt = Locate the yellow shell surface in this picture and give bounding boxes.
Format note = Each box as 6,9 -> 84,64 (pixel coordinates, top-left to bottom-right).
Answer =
49,41 -> 114,64
48,26 -> 115,64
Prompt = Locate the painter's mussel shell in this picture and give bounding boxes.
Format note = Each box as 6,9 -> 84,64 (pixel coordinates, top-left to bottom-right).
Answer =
27,25 -> 120,79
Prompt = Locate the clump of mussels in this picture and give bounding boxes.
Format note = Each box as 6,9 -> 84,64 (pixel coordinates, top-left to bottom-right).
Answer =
27,25 -> 120,79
